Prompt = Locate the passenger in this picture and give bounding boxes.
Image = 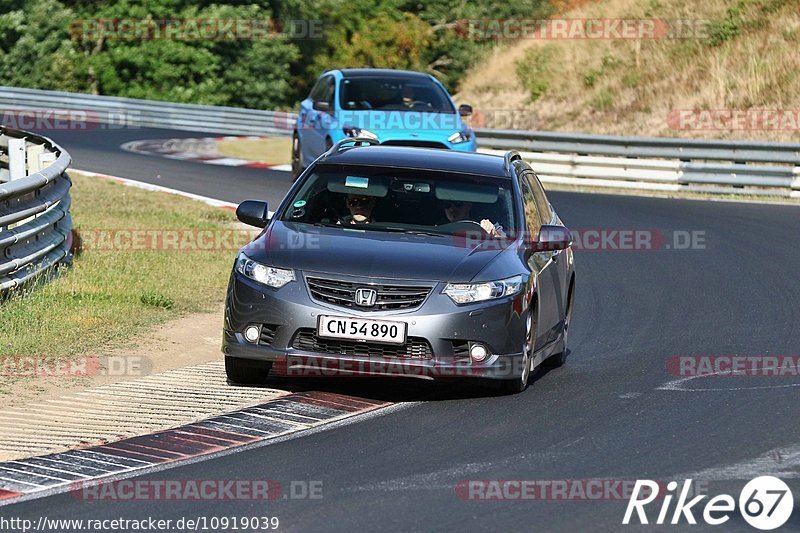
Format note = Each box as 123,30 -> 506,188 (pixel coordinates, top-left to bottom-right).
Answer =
442,200 -> 505,238
341,194 -> 376,224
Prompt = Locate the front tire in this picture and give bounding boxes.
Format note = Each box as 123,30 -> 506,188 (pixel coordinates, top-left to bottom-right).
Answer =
499,309 -> 536,395
225,357 -> 272,385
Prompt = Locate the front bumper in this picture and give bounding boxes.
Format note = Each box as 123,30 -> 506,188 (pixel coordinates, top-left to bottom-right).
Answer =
223,271 -> 527,380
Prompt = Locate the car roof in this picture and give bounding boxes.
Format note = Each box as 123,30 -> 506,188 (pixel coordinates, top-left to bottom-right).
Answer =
319,146 -> 510,178
338,69 -> 434,80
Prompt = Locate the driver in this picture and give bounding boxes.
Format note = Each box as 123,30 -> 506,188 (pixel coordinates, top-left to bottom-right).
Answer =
401,86 -> 416,108
442,200 -> 505,238
340,194 -> 376,224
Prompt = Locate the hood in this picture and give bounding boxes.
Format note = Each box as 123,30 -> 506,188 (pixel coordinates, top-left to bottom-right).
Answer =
243,221 -> 504,282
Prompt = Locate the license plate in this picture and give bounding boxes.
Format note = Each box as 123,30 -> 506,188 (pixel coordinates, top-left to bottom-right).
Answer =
317,315 -> 407,345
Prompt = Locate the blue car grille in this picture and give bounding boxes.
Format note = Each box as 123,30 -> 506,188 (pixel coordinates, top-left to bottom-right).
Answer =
306,277 -> 431,311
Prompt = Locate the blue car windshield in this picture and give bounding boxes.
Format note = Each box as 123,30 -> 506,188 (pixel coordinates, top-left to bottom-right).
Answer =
340,77 -> 456,113
281,166 -> 516,237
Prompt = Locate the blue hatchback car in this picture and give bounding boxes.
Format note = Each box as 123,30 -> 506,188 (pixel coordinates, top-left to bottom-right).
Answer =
291,69 -> 476,179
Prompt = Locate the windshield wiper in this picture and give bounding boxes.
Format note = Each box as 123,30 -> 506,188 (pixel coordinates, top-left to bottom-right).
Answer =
380,227 -> 448,237
306,222 -> 446,237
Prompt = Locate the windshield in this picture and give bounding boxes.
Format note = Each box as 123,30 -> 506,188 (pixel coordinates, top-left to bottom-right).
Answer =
280,165 -> 516,237
339,77 -> 456,113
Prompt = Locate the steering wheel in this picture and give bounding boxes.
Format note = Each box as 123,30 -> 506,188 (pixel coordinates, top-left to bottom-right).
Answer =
453,220 -> 484,229
438,220 -> 489,235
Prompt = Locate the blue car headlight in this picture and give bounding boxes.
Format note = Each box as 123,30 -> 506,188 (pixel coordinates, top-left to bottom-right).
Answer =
448,129 -> 473,144
236,252 -> 294,289
343,126 -> 378,140
443,275 -> 523,304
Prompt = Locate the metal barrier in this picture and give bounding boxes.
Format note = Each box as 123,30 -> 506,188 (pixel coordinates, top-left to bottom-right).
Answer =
477,130 -> 800,198
2,87 -> 799,197
479,148 -> 800,198
0,127 -> 72,295
0,86 -> 292,137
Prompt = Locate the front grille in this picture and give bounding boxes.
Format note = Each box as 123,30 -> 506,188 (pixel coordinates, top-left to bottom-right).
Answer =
306,277 -> 431,311
381,140 -> 448,149
259,324 -> 280,346
291,329 -> 433,359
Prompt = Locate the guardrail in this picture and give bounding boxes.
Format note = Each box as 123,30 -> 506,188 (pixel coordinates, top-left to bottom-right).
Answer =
2,87 -> 799,197
0,127 -> 72,295
477,130 -> 800,198
0,86 -> 291,137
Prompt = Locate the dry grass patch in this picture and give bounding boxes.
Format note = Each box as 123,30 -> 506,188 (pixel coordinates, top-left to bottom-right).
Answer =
216,137 -> 292,165
456,0 -> 800,141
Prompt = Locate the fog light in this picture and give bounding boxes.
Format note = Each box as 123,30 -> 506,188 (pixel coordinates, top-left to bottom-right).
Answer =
470,343 -> 488,362
244,325 -> 260,343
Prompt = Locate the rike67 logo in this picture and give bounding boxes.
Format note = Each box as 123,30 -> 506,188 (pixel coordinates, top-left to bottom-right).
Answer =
623,476 -> 793,530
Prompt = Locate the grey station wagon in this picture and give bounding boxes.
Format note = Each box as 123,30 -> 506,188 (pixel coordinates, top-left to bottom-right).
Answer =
223,139 -> 575,394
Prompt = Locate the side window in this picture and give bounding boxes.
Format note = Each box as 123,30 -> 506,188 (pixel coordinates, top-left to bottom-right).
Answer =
321,77 -> 335,108
525,172 -> 553,225
519,176 -> 540,240
308,77 -> 326,101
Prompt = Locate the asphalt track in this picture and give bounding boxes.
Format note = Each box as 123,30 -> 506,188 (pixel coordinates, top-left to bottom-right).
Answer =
3,126 -> 800,531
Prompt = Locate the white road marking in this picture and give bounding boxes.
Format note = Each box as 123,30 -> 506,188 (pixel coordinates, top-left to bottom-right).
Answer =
73,169 -> 239,209
657,371 -> 800,392
677,445 -> 800,481
203,157 -> 253,166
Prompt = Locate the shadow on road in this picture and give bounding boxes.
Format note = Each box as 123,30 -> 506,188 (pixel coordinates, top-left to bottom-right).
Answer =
229,351 -> 570,403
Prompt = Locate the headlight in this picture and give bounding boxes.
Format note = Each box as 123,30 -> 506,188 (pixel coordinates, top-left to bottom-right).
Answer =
235,253 -> 295,289
343,126 -> 378,140
443,275 -> 524,304
448,129 -> 473,144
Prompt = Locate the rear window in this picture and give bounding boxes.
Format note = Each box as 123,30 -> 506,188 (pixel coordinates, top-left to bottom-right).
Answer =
339,77 -> 455,113
280,165 -> 516,237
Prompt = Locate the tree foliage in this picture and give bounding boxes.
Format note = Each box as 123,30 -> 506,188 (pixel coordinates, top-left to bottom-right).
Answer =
0,0 -> 553,108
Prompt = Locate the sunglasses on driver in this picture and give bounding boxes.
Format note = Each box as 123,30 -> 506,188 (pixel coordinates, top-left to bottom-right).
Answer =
347,196 -> 373,207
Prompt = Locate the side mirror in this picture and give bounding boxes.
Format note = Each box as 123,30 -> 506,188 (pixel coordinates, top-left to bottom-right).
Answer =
536,225 -> 572,252
313,101 -> 332,113
458,104 -> 473,117
236,200 -> 270,228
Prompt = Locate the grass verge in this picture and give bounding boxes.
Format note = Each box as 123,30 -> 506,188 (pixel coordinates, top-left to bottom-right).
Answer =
216,137 -> 292,166
0,172 -> 250,358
